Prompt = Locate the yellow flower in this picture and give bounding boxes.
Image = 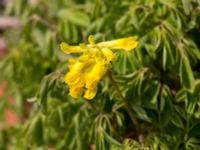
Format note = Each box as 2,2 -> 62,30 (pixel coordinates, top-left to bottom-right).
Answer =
68,76 -> 85,98
64,61 -> 85,85
102,48 -> 116,62
98,36 -> 138,51
60,42 -> 84,54
85,60 -> 108,89
84,87 -> 97,100
60,35 -> 138,100
69,86 -> 83,98
60,36 -> 138,54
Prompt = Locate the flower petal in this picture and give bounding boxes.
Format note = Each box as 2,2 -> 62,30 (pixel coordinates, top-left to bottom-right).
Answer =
64,61 -> 85,84
60,42 -> 84,54
69,86 -> 83,98
98,36 -> 138,51
102,48 -> 116,62
84,87 -> 97,100
85,60 -> 107,89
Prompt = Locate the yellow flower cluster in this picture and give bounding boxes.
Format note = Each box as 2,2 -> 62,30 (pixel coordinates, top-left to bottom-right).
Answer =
60,35 -> 138,100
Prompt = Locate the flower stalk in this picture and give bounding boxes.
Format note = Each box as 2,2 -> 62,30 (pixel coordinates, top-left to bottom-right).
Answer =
107,71 -> 138,126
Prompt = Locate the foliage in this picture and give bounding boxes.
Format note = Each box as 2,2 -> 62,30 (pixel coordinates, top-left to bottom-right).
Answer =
0,0 -> 200,149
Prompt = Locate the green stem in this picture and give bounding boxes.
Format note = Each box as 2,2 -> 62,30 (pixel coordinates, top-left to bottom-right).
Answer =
107,71 -> 138,126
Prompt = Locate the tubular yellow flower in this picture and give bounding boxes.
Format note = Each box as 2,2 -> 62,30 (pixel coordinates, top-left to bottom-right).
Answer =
61,36 -> 138,54
68,75 -> 85,98
60,35 -> 138,100
64,61 -> 85,85
98,36 -> 138,51
85,60 -> 107,89
69,86 -> 83,98
60,42 -> 84,54
102,48 -> 116,62
84,87 -> 97,100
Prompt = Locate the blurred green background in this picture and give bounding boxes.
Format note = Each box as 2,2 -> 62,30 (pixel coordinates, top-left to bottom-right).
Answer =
0,0 -> 200,149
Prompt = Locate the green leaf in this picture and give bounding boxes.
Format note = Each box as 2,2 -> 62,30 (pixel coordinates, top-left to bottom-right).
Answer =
28,115 -> 44,145
103,131 -> 123,148
131,11 -> 139,30
174,105 -> 187,120
171,113 -> 184,129
115,113 -> 123,127
188,123 -> 200,138
62,20 -> 71,41
47,109 -> 60,128
74,114 -> 82,150
115,14 -> 129,31
38,77 -> 49,112
186,94 -> 197,114
71,24 -> 79,43
162,41 -> 174,70
58,9 -> 90,27
123,139 -> 143,149
192,80 -> 200,96
159,87 -> 173,127
142,81 -> 161,108
132,105 -> 152,122
185,138 -> 200,150
182,0 -> 192,15
32,29 -> 46,51
58,106 -> 65,127
162,44 -> 167,70
175,89 -> 187,103
180,56 -> 194,89
86,18 -> 104,34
